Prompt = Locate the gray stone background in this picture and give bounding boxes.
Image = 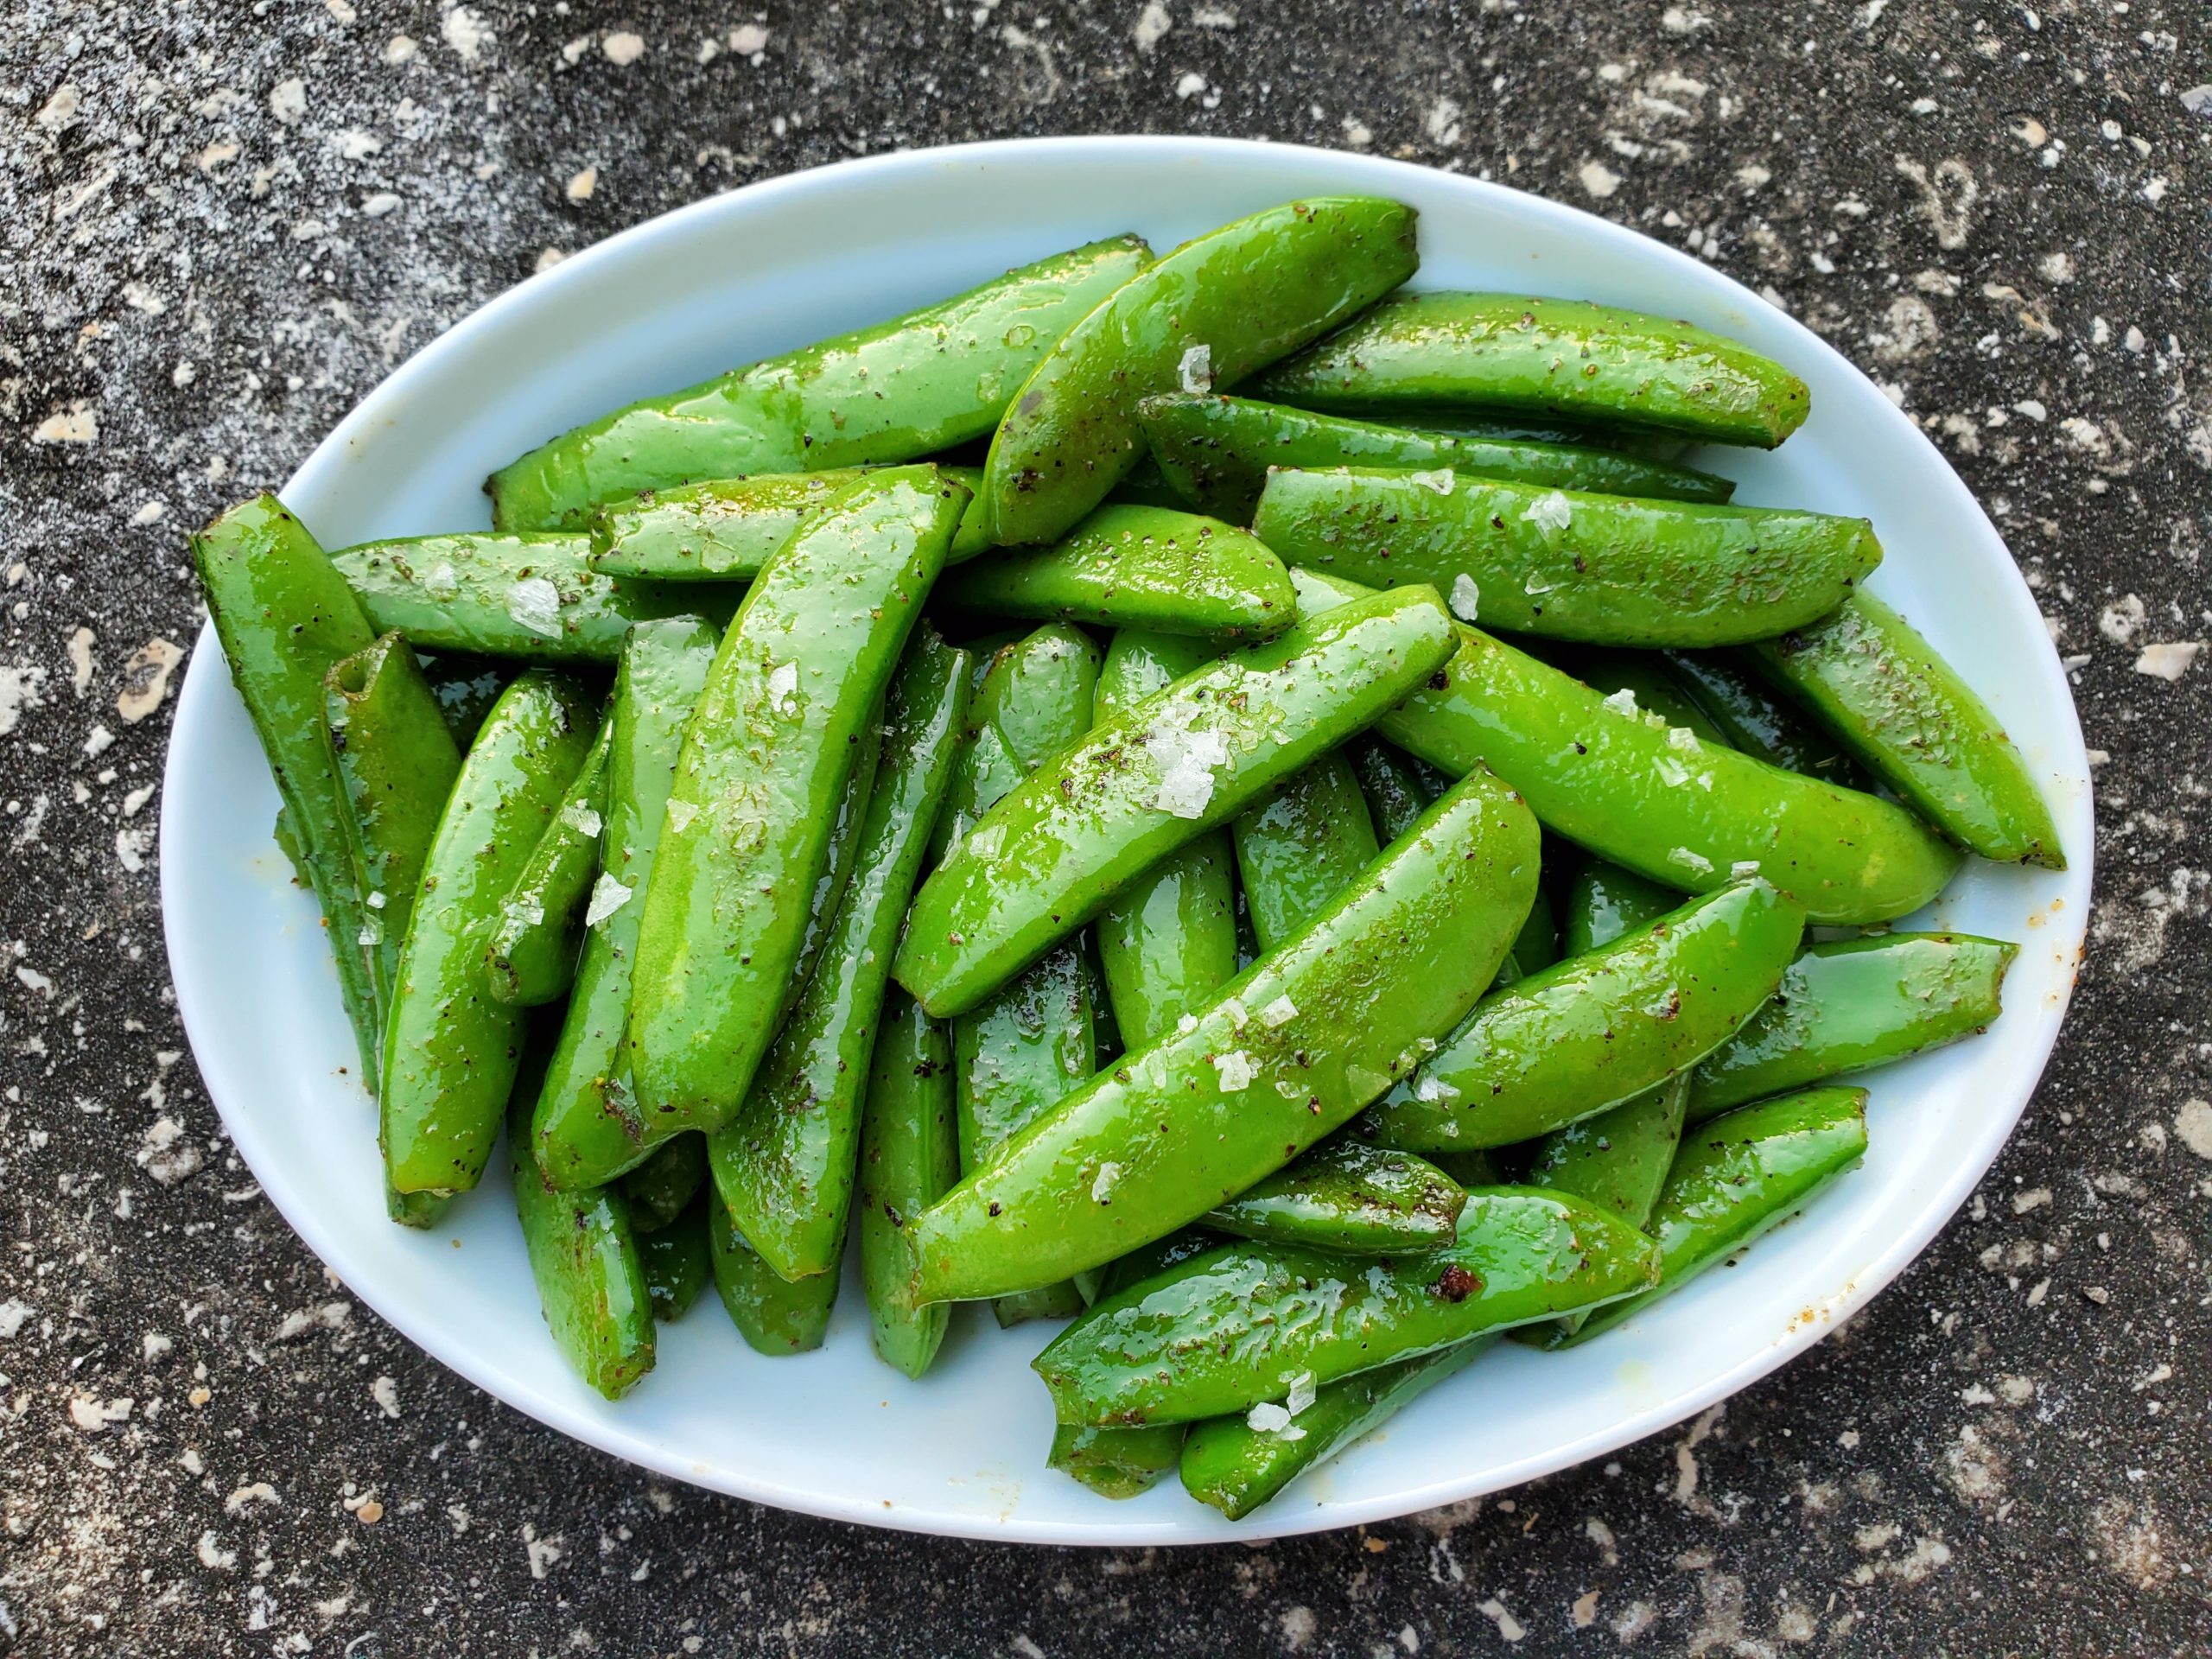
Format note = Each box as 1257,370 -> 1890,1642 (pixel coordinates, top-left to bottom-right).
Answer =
4,1 -> 2209,1653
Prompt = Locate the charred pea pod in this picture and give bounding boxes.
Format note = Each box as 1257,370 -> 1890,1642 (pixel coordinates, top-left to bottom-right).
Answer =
486,717 -> 612,1006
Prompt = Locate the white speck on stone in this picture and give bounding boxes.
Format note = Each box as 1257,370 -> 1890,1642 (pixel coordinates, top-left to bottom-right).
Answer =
1212,1050 -> 1256,1092
1407,467 -> 1455,497
371,1375 -> 401,1418
505,576 -> 564,638
1731,860 -> 1762,880
1522,490 -> 1574,534
33,403 -> 99,444
196,1531 -> 237,1571
1174,71 -> 1209,99
1090,1162 -> 1124,1203
363,191 -> 403,217
1478,1598 -> 1527,1642
565,165 -> 598,202
2133,641 -> 2202,681
1260,995 -> 1299,1028
524,1525 -> 563,1579
1178,343 -> 1213,393
731,22 -> 769,53
1134,2 -> 1173,50
117,637 -> 182,723
1449,573 -> 1481,624
84,722 -> 113,758
442,5 -> 493,60
585,874 -> 632,927
143,1331 -> 172,1363
1669,846 -> 1714,875
35,83 -> 81,132
2174,1099 -> 2212,1160
1152,722 -> 1232,819
225,1481 -> 280,1514
602,30 -> 645,64
1579,160 -> 1622,198
0,1301 -> 32,1339
1601,687 -> 1640,720
268,77 -> 307,124
69,1392 -> 133,1431
560,803 -> 602,839
1246,1401 -> 1306,1440
385,34 -> 418,62
2,665 -> 49,736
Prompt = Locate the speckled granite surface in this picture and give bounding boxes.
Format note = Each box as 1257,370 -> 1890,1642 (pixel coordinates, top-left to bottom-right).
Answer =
4,3 -> 2209,1653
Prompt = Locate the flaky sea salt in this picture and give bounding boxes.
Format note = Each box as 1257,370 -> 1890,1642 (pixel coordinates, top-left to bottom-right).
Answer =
1245,1401 -> 1306,1440
1406,467 -> 1455,496
1091,1161 -> 1124,1203
365,889 -> 386,910
664,799 -> 698,834
423,560 -> 460,599
1259,995 -> 1299,1028
1220,996 -> 1249,1031
504,899 -> 545,928
1731,860 -> 1762,880
1449,572 -> 1482,624
1178,343 -> 1214,392
1414,1073 -> 1459,1103
766,660 -> 800,715
1178,1013 -> 1201,1036
1154,724 -> 1233,819
1656,757 -> 1691,787
1669,847 -> 1715,876
1212,1050 -> 1256,1092
1667,726 -> 1700,754
505,576 -> 563,638
1522,490 -> 1574,533
585,874 -> 633,926
1601,687 -> 1640,719
561,802 -> 602,838
1285,1371 -> 1318,1415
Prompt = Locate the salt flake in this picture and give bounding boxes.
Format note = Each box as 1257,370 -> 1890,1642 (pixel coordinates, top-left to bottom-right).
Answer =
664,799 -> 698,834
1285,1371 -> 1318,1415
1177,1013 -> 1202,1036
1669,846 -> 1715,876
561,803 -> 602,839
1178,343 -> 1214,393
1449,573 -> 1482,624
1153,724 -> 1233,819
1091,1161 -> 1124,1203
1601,687 -> 1640,719
1259,995 -> 1299,1028
1414,1073 -> 1459,1103
1522,490 -> 1574,534
1731,860 -> 1762,880
766,660 -> 800,715
585,874 -> 632,926
505,576 -> 563,638
1245,1401 -> 1306,1440
423,560 -> 459,598
1212,1050 -> 1256,1092
1406,467 -> 1455,497
1667,726 -> 1700,753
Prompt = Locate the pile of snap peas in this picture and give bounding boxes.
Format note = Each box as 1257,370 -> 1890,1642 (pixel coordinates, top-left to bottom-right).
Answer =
193,195 -> 2060,1520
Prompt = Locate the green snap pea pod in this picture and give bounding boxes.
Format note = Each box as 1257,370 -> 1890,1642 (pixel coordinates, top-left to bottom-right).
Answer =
322,632 -> 465,1043
904,766 -> 1540,1305
1036,1188 -> 1657,1427
859,989 -> 963,1379
510,1086 -> 655,1399
1252,467 -> 1878,649
382,671 -> 600,1194
983,198 -> 1420,546
1569,650 -> 1731,747
780,698 -> 884,1025
191,495 -> 383,1080
709,1199 -> 838,1356
1365,880 -> 1804,1152
1346,735 -> 1433,842
1491,870 -> 1560,990
1288,569 -> 1961,925
1561,1086 -> 1869,1346
937,505 -> 1297,640
531,617 -> 719,1189
639,1196 -> 712,1321
710,631 -> 972,1281
1560,858 -> 1680,957
925,626 -> 1095,863
1246,292 -> 1811,449
588,467 -> 993,582
626,468 -> 966,1147
1092,632 -> 1240,1054
1107,452 -> 1192,511
1422,1148 -> 1503,1188
486,717 -> 612,1006
385,1181 -> 451,1230
331,533 -> 733,664
619,1131 -> 707,1232
1232,753 -> 1381,952
1327,410 -> 1704,463
1180,1336 -> 1495,1521
1658,650 -> 1869,788
1744,592 -> 2065,868
418,654 -> 511,747
1202,1140 -> 1465,1254
894,585 -> 1460,1017
1085,938 -> 1123,1067
1135,393 -> 1734,522
491,238 -> 1152,531
1688,932 -> 2017,1121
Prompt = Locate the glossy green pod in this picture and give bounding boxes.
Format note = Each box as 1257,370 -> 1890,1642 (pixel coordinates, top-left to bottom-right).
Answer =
1568,650 -> 1732,747
858,990 -> 963,1379
382,672 -> 600,1194
323,632 -> 465,1041
1180,1337 -> 1494,1521
418,654 -> 510,747
927,626 -> 1096,864
1289,569 -> 1962,925
1365,880 -> 1804,1152
1491,873 -> 1560,990
1246,292 -> 1811,449
510,1090 -> 655,1399
1659,650 -> 1869,788
486,717 -> 611,1006
1092,632 -> 1241,1052
1688,932 -> 2017,1120
1046,1422 -> 1187,1499
779,697 -> 884,1026
639,1197 -> 712,1322
937,505 -> 1297,640
709,1199 -> 837,1356
1345,735 -> 1433,842
1035,1189 -> 1658,1427
984,198 -> 1421,545
331,532 -> 732,663
1560,859 -> 1681,958
1203,1140 -> 1465,1254
903,767 -> 1540,1305
192,495 -> 384,1081
620,1131 -> 707,1233
491,235 -> 1154,530
1562,1086 -> 1869,1345
1745,592 -> 2065,867
709,632 -> 972,1281
531,617 -> 719,1189
588,467 -> 993,582
626,468 -> 966,1147
893,585 -> 1460,1017
1252,467 -> 1878,648
1232,753 -> 1381,952
1135,393 -> 1734,522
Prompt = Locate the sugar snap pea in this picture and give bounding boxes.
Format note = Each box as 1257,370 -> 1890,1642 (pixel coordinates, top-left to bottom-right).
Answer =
1288,569 -> 1961,925
323,632 -> 464,1044
1365,880 -> 1803,1152
710,630 -> 971,1282
926,625 -> 1094,866
983,198 -> 1420,545
491,236 -> 1153,530
1180,1337 -> 1494,1521
620,1131 -> 707,1232
1568,650 -> 1732,747
331,532 -> 730,664
1135,393 -> 1734,522
709,1200 -> 838,1356
531,616 -> 719,1188
894,584 -> 1460,1018
937,505 -> 1297,640
1254,467 -> 1878,648
903,766 -> 1540,1305
1688,932 -> 2016,1120
626,468 -> 967,1150
383,671 -> 600,1195
1491,868 -> 1560,989
192,494 -> 384,1080
1560,1086 -> 1868,1345
1247,292 -> 1811,449
1346,735 -> 1433,842
1202,1140 -> 1465,1254
780,697 -> 883,1026
486,717 -> 611,1006
1745,592 -> 2065,867
858,990 -> 963,1379
1659,650 -> 1869,788
639,1196 -> 712,1321
418,653 -> 510,747
1560,857 -> 1680,957
1035,1188 -> 1658,1426
1232,753 -> 1381,952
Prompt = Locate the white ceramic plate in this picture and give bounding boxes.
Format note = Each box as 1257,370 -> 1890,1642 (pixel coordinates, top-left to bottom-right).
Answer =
161,136 -> 2093,1544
